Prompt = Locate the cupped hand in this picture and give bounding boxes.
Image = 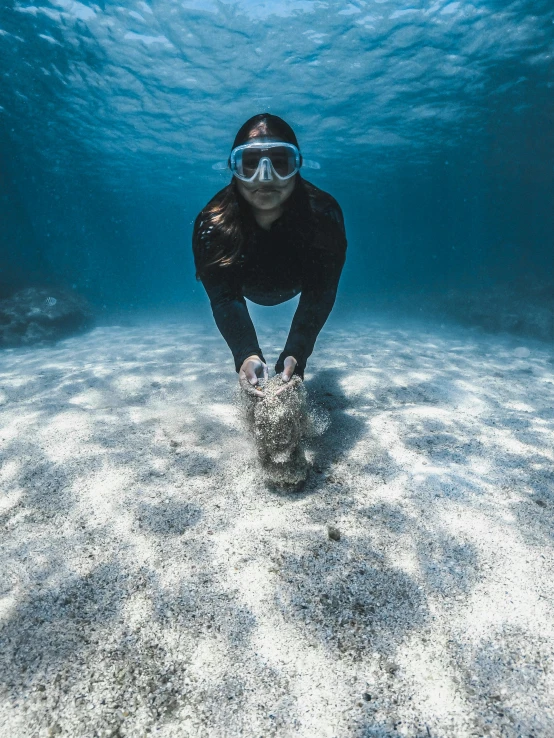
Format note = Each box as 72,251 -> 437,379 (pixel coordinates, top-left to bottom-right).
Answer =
275,356 -> 298,396
239,355 -> 268,397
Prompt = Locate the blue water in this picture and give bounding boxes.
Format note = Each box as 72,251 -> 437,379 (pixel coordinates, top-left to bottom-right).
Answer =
1,0 -> 553,324
2,7 -> 554,735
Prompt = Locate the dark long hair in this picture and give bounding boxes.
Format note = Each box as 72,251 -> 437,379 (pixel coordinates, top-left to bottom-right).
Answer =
193,114 -> 311,278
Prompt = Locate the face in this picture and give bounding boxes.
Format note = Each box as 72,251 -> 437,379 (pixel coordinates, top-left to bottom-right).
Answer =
234,138 -> 296,212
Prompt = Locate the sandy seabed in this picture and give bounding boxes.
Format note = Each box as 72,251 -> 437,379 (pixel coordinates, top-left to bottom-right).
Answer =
1,314 -> 553,738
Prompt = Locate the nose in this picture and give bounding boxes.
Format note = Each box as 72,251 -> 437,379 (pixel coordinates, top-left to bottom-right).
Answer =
257,157 -> 275,182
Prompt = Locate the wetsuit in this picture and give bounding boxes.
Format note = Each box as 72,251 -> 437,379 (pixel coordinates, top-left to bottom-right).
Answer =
193,179 -> 347,378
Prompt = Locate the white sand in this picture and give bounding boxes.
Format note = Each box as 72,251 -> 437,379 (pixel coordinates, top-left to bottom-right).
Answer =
1,315 -> 553,738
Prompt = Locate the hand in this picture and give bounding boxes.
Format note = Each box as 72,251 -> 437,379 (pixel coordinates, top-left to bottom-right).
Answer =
281,356 -> 297,382
239,355 -> 268,398
276,356 -> 298,396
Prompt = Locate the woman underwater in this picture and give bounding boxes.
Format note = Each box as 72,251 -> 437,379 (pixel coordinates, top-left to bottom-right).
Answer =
193,114 -> 347,397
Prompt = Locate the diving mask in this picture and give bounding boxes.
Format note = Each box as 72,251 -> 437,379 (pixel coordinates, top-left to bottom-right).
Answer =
212,141 -> 320,179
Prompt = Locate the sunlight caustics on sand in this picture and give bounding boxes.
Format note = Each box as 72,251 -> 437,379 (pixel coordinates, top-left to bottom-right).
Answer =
1,317 -> 553,737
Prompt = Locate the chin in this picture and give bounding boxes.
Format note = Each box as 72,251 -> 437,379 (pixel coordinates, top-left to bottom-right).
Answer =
254,193 -> 281,204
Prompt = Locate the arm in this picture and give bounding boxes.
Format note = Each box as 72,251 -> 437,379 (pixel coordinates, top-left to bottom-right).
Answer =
201,269 -> 265,371
275,252 -> 344,377
275,200 -> 347,378
193,209 -> 264,372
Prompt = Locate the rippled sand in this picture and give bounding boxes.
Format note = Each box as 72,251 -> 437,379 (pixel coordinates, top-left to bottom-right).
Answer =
1,315 -> 553,738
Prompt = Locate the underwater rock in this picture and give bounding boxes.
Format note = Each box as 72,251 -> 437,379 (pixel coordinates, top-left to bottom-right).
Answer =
0,287 -> 94,347
243,374 -> 310,488
374,281 -> 554,342
437,282 -> 554,341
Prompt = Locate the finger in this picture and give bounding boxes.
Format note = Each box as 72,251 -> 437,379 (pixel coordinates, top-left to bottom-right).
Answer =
254,361 -> 267,382
240,370 -> 265,395
244,363 -> 259,385
275,383 -> 294,396
263,363 -> 269,382
240,377 -> 264,398
239,371 -> 254,389
282,357 -> 297,382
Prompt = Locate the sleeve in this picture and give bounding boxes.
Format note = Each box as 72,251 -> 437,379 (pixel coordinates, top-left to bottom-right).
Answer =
200,268 -> 265,372
193,212 -> 265,371
275,200 -> 347,377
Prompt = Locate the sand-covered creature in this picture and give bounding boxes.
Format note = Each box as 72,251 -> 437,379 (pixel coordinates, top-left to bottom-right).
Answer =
242,374 -> 311,488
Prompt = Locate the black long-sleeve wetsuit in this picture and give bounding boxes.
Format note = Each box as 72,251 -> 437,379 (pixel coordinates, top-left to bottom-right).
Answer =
193,179 -> 347,378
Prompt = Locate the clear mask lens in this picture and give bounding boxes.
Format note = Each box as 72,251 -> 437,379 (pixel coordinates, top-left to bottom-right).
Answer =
231,142 -> 300,181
